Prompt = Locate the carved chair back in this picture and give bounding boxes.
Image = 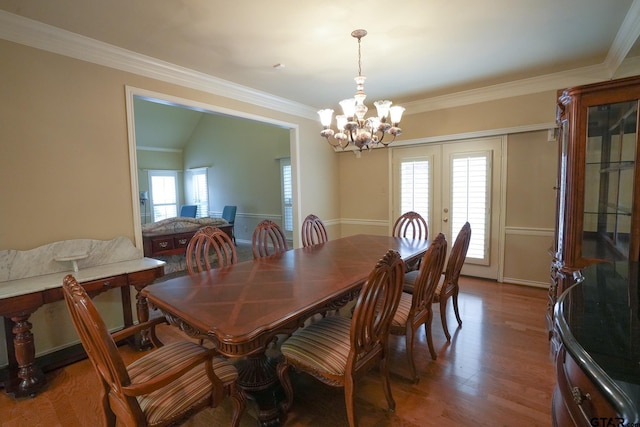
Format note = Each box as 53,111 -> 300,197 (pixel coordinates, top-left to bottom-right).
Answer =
62,275 -> 148,424
301,214 -> 328,248
252,219 -> 289,259
392,211 -> 429,240
186,226 -> 237,274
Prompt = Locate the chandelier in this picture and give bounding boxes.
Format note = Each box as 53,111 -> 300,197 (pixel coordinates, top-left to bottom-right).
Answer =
318,29 -> 405,152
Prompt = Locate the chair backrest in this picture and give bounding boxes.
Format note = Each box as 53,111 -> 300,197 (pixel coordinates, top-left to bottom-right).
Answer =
350,249 -> 405,363
186,226 -> 237,274
444,222 -> 472,285
222,205 -> 237,224
410,233 -> 448,312
392,211 -> 429,240
180,204 -> 198,218
252,219 -> 289,259
62,274 -> 143,421
301,214 -> 328,248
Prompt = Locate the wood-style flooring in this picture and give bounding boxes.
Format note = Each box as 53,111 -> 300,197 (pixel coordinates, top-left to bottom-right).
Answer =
0,276 -> 555,426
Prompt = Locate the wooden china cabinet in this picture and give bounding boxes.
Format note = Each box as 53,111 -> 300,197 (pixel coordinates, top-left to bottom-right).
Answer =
550,75 -> 640,426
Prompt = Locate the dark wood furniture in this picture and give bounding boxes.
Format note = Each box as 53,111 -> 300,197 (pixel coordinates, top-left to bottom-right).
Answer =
550,75 -> 640,425
390,233 -> 447,382
277,249 -> 405,427
141,234 -> 430,426
301,214 -> 328,247
0,259 -> 164,398
185,226 -> 237,274
251,219 -> 289,259
553,261 -> 639,426
62,274 -> 245,427
392,211 -> 429,271
142,224 -> 233,258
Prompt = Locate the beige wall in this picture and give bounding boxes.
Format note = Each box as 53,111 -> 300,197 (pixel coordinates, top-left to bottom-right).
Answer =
0,39 -> 336,250
338,92 -> 559,286
0,37 -> 565,364
0,39 -> 336,364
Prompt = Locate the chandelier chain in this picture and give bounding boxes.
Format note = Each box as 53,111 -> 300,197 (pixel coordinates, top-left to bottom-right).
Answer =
357,36 -> 362,77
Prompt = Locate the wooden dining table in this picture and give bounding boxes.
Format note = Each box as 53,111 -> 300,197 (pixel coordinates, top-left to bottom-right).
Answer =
141,234 -> 430,426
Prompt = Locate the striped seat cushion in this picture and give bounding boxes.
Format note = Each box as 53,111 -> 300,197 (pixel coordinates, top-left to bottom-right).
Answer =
403,270 -> 445,300
391,292 -> 413,328
127,340 -> 237,425
281,316 -> 352,376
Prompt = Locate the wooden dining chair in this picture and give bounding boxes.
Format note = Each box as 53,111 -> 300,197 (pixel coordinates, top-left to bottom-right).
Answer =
404,222 -> 472,340
301,214 -> 328,247
252,219 -> 289,259
390,232 -> 447,382
186,226 -> 237,275
276,249 -> 405,427
392,211 -> 429,271
61,274 -> 245,427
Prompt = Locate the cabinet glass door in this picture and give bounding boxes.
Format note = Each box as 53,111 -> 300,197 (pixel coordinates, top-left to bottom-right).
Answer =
583,100 -> 638,261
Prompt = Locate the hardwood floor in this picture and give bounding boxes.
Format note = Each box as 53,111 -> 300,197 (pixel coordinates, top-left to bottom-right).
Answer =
0,276 -> 555,426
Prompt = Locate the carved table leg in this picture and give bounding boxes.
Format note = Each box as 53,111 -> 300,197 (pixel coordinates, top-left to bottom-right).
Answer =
134,288 -> 152,350
7,314 -> 46,397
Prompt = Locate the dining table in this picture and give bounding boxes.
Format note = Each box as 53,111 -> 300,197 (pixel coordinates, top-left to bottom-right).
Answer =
141,234 -> 431,426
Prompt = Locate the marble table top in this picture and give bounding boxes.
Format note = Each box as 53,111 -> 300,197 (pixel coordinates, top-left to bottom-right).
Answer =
0,257 -> 165,300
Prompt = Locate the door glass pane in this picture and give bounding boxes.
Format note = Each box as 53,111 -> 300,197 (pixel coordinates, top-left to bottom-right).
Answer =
400,159 -> 430,223
583,101 -> 637,260
451,152 -> 490,263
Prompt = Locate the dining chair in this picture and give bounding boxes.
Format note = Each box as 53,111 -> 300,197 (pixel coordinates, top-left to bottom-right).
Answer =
221,205 -> 237,244
390,232 -> 447,382
186,226 -> 237,275
276,249 -> 405,427
404,221 -> 472,340
392,211 -> 429,271
252,219 -> 289,259
179,204 -> 198,218
301,213 -> 328,247
61,274 -> 245,427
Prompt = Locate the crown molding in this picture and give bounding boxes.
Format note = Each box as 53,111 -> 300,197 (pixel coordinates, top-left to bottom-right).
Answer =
605,0 -> 640,76
2,9 -> 640,119
0,11 -> 318,120
136,146 -> 183,153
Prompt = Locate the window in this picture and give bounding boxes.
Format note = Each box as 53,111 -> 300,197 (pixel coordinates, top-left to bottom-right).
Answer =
450,152 -> 490,262
399,158 -> 431,227
189,168 -> 208,218
148,170 -> 178,221
280,158 -> 293,232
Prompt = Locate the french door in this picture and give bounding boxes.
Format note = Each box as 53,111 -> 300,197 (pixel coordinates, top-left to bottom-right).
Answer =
392,137 -> 504,279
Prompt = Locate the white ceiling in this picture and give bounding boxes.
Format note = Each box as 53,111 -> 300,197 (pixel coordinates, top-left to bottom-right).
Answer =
2,0 -> 640,112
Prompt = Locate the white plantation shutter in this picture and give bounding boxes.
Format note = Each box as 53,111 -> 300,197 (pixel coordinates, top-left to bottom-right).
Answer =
400,159 -> 430,223
281,159 -> 293,232
192,170 -> 208,218
451,152 -> 490,263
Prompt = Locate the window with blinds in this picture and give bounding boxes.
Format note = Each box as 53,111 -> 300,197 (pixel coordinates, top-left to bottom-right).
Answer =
450,153 -> 490,262
281,160 -> 293,232
191,170 -> 208,218
400,158 -> 430,226
149,170 -> 178,221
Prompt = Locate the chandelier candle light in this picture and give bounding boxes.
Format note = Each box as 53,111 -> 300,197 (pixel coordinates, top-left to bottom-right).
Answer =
318,29 -> 405,151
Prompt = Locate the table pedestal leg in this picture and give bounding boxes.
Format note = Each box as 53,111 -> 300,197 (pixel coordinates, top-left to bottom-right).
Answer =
6,315 -> 46,397
236,352 -> 286,427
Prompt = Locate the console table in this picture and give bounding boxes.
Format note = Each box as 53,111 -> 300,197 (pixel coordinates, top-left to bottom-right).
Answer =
0,238 -> 165,398
143,224 -> 233,257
